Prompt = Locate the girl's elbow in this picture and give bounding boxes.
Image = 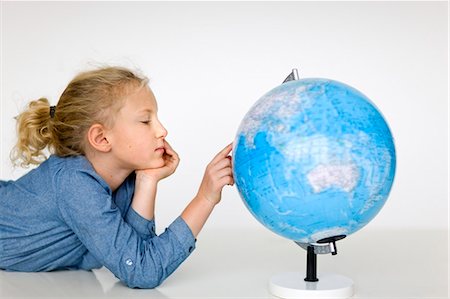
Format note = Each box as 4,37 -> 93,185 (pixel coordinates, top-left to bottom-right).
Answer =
123,273 -> 164,289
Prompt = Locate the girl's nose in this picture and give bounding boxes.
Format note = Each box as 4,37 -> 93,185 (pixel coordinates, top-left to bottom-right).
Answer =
157,119 -> 168,138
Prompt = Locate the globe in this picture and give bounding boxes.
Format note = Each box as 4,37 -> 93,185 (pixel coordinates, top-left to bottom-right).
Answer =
233,78 -> 396,244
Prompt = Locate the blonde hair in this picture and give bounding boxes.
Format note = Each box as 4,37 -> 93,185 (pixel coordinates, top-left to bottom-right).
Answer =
11,66 -> 148,167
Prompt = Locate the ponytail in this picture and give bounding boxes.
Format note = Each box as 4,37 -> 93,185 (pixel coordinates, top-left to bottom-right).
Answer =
11,98 -> 54,167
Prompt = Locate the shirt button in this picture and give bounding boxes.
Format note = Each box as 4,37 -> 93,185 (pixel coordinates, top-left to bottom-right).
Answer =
188,246 -> 193,253
125,258 -> 133,266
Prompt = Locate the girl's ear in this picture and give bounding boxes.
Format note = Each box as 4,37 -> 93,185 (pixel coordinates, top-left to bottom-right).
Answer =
87,124 -> 112,153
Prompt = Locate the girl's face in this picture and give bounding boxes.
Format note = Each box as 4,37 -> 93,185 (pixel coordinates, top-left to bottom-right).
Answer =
108,85 -> 168,171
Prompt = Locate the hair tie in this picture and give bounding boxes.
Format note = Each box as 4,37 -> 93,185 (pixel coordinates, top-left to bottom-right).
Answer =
49,106 -> 56,118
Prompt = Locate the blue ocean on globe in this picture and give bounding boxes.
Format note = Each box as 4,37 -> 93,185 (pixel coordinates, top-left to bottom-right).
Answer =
233,79 -> 396,244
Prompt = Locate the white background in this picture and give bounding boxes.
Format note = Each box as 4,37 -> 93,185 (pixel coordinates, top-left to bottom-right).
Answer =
1,2 -> 448,235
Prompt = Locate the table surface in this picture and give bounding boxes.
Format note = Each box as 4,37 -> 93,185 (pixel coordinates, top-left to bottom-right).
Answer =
1,228 -> 448,298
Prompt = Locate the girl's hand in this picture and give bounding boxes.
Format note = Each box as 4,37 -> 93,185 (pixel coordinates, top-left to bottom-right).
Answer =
136,140 -> 180,183
196,143 -> 234,205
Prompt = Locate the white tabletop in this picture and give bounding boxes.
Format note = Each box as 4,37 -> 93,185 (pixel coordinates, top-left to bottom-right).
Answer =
1,228 -> 448,298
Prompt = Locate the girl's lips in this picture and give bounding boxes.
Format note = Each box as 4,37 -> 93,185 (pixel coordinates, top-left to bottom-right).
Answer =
155,147 -> 165,152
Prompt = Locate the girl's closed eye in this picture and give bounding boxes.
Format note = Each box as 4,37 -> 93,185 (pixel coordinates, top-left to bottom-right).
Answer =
141,120 -> 151,124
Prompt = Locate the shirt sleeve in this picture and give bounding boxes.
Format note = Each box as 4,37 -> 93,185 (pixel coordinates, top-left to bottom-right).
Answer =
124,207 -> 157,240
56,169 -> 196,289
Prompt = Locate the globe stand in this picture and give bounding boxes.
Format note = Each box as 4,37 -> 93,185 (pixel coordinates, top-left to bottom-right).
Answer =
269,235 -> 354,298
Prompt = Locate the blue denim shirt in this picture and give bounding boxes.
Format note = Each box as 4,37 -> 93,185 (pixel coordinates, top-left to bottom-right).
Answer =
0,155 -> 196,288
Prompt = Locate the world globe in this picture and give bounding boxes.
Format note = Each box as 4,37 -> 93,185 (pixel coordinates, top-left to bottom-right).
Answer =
233,78 -> 396,244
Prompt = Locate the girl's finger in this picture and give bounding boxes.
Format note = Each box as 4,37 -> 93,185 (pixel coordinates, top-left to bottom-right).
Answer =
211,143 -> 233,165
163,140 -> 179,158
216,167 -> 233,179
219,176 -> 234,187
212,156 -> 232,170
163,140 -> 175,152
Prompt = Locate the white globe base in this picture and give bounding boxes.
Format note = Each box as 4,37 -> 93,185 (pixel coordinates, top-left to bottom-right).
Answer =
269,272 -> 354,298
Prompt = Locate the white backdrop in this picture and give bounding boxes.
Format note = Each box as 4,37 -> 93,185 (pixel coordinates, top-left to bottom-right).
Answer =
1,2 -> 448,233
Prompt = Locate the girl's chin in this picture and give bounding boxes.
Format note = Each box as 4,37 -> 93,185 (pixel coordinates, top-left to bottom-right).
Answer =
144,158 -> 165,169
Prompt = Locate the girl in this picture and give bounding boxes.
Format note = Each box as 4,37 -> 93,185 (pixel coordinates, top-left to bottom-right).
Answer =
0,66 -> 234,288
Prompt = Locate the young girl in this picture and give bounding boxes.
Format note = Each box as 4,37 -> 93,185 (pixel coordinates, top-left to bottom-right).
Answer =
0,66 -> 234,288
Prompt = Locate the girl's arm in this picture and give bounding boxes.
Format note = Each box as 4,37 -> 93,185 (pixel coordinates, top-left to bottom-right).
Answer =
132,140 -> 180,220
181,143 -> 234,237
131,174 -> 157,220
133,142 -> 234,238
57,168 -> 196,289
